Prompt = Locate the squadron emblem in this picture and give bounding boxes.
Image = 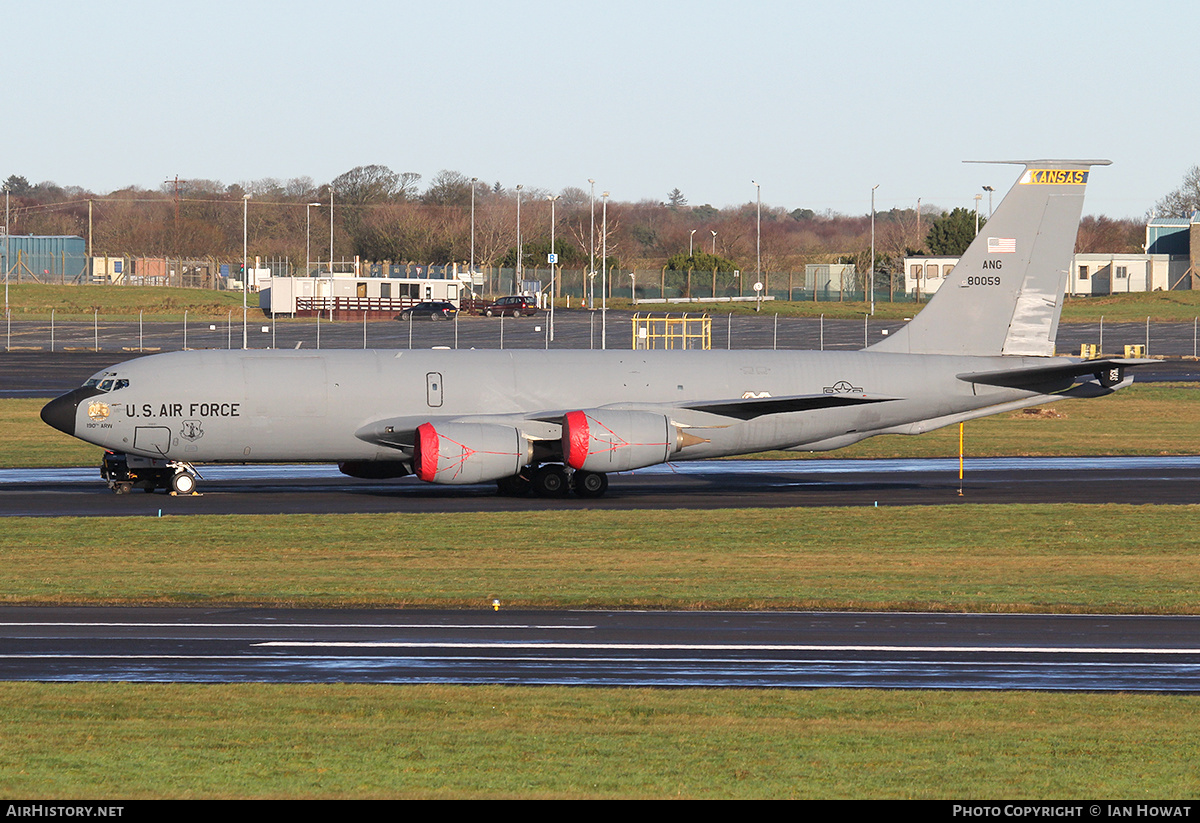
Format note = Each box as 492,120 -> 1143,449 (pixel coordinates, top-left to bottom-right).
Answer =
87,401 -> 110,420
179,420 -> 204,441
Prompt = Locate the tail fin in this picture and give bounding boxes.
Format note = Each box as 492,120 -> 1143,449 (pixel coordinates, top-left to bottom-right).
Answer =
871,159 -> 1109,357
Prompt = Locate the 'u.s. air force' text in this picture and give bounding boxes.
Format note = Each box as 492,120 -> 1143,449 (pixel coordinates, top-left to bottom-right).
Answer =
124,403 -> 240,418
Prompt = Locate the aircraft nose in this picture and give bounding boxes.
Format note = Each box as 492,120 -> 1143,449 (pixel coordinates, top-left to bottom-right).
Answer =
40,388 -> 96,437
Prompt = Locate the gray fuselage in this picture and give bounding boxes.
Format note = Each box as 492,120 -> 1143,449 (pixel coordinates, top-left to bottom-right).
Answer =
60,347 -> 1057,465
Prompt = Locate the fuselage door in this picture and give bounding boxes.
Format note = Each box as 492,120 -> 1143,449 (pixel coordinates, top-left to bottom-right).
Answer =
426,372 -> 443,408
133,426 -> 172,456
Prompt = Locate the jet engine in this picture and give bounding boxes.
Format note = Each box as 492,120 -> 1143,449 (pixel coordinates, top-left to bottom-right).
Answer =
562,409 -> 684,472
413,422 -> 533,485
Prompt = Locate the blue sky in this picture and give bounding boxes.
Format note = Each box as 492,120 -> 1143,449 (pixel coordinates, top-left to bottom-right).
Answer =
7,0 -> 1195,217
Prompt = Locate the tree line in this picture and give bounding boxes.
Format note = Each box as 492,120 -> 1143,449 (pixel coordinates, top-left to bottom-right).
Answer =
0,165 -> 1158,289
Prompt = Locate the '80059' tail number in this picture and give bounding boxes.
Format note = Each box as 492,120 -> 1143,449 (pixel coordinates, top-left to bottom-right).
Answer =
963,275 -> 1001,287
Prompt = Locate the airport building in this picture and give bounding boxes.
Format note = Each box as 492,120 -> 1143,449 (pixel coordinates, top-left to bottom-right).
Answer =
0,235 -> 87,283
904,211 -> 1199,298
260,274 -> 472,317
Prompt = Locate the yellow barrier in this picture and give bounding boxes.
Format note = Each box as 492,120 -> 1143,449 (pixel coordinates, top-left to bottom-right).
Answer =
631,313 -> 711,350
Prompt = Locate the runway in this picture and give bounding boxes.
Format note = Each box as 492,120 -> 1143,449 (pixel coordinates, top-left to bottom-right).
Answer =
2,456 -> 1199,515
3,607 -> 1198,690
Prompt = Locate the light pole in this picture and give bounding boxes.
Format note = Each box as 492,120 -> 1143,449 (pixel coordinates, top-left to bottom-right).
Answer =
306,202 -> 320,277
752,181 -> 761,294
689,229 -> 696,257
329,190 -> 334,274
974,193 -> 983,234
547,194 -> 559,341
983,185 -> 994,219
242,194 -> 250,349
710,229 -> 717,255
470,177 -> 477,279
3,186 -> 9,318
870,183 -> 879,316
601,191 -> 609,349
515,184 -> 523,291
588,178 -> 596,310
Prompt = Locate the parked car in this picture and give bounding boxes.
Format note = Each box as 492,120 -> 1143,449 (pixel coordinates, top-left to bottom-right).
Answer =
482,295 -> 540,317
396,301 -> 458,321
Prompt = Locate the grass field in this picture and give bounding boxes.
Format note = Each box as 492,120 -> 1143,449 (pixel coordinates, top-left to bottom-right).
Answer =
2,505 -> 1199,612
3,684 -> 1197,799
2,283 -> 247,321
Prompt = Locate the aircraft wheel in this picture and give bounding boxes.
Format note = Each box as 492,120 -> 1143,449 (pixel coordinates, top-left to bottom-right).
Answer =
171,471 -> 197,495
532,465 -> 569,498
573,470 -> 608,499
496,474 -> 531,497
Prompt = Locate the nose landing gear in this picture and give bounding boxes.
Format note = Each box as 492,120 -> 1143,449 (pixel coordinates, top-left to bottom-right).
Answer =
101,452 -> 201,495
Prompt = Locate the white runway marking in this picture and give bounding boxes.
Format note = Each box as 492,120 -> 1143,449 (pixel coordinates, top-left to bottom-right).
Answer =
254,641 -> 1200,655
3,622 -> 595,630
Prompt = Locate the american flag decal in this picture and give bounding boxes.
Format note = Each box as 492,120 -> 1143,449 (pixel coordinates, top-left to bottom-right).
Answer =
988,237 -> 1016,254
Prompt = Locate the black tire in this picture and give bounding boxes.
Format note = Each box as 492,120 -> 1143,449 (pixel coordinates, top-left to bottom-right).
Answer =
532,465 -> 569,498
171,472 -> 197,495
485,309 -> 494,317
573,470 -> 608,498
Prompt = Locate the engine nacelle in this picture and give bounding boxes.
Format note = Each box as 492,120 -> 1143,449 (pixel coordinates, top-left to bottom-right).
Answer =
562,409 -> 681,472
413,422 -> 533,485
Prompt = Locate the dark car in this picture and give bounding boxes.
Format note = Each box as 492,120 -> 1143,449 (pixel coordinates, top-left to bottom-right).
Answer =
482,295 -> 539,317
396,301 -> 458,321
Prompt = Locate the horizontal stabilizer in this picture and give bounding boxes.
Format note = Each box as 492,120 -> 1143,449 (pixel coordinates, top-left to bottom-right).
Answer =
957,358 -> 1155,390
683,393 -> 896,421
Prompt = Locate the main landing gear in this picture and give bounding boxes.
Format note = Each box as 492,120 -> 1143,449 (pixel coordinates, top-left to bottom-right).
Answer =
101,452 -> 200,496
495,465 -> 609,499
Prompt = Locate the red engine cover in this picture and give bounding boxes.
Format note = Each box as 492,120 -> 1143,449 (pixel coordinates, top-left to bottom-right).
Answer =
561,409 -> 676,472
413,422 -> 530,485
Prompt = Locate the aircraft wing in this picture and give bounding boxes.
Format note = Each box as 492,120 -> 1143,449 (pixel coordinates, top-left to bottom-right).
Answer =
354,392 -> 900,450
957,358 -> 1156,391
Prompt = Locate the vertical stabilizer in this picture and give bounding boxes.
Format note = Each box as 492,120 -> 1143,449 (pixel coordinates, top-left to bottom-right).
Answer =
871,160 -> 1108,356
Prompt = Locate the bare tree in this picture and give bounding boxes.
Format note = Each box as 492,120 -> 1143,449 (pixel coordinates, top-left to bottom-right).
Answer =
332,165 -> 405,205
422,170 -> 474,208
1155,166 -> 1200,217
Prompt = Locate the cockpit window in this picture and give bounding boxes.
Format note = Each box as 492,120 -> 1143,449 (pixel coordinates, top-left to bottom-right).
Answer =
84,373 -> 128,392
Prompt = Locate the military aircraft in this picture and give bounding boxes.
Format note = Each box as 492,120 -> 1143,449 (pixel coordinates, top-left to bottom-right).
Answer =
42,159 -> 1147,498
